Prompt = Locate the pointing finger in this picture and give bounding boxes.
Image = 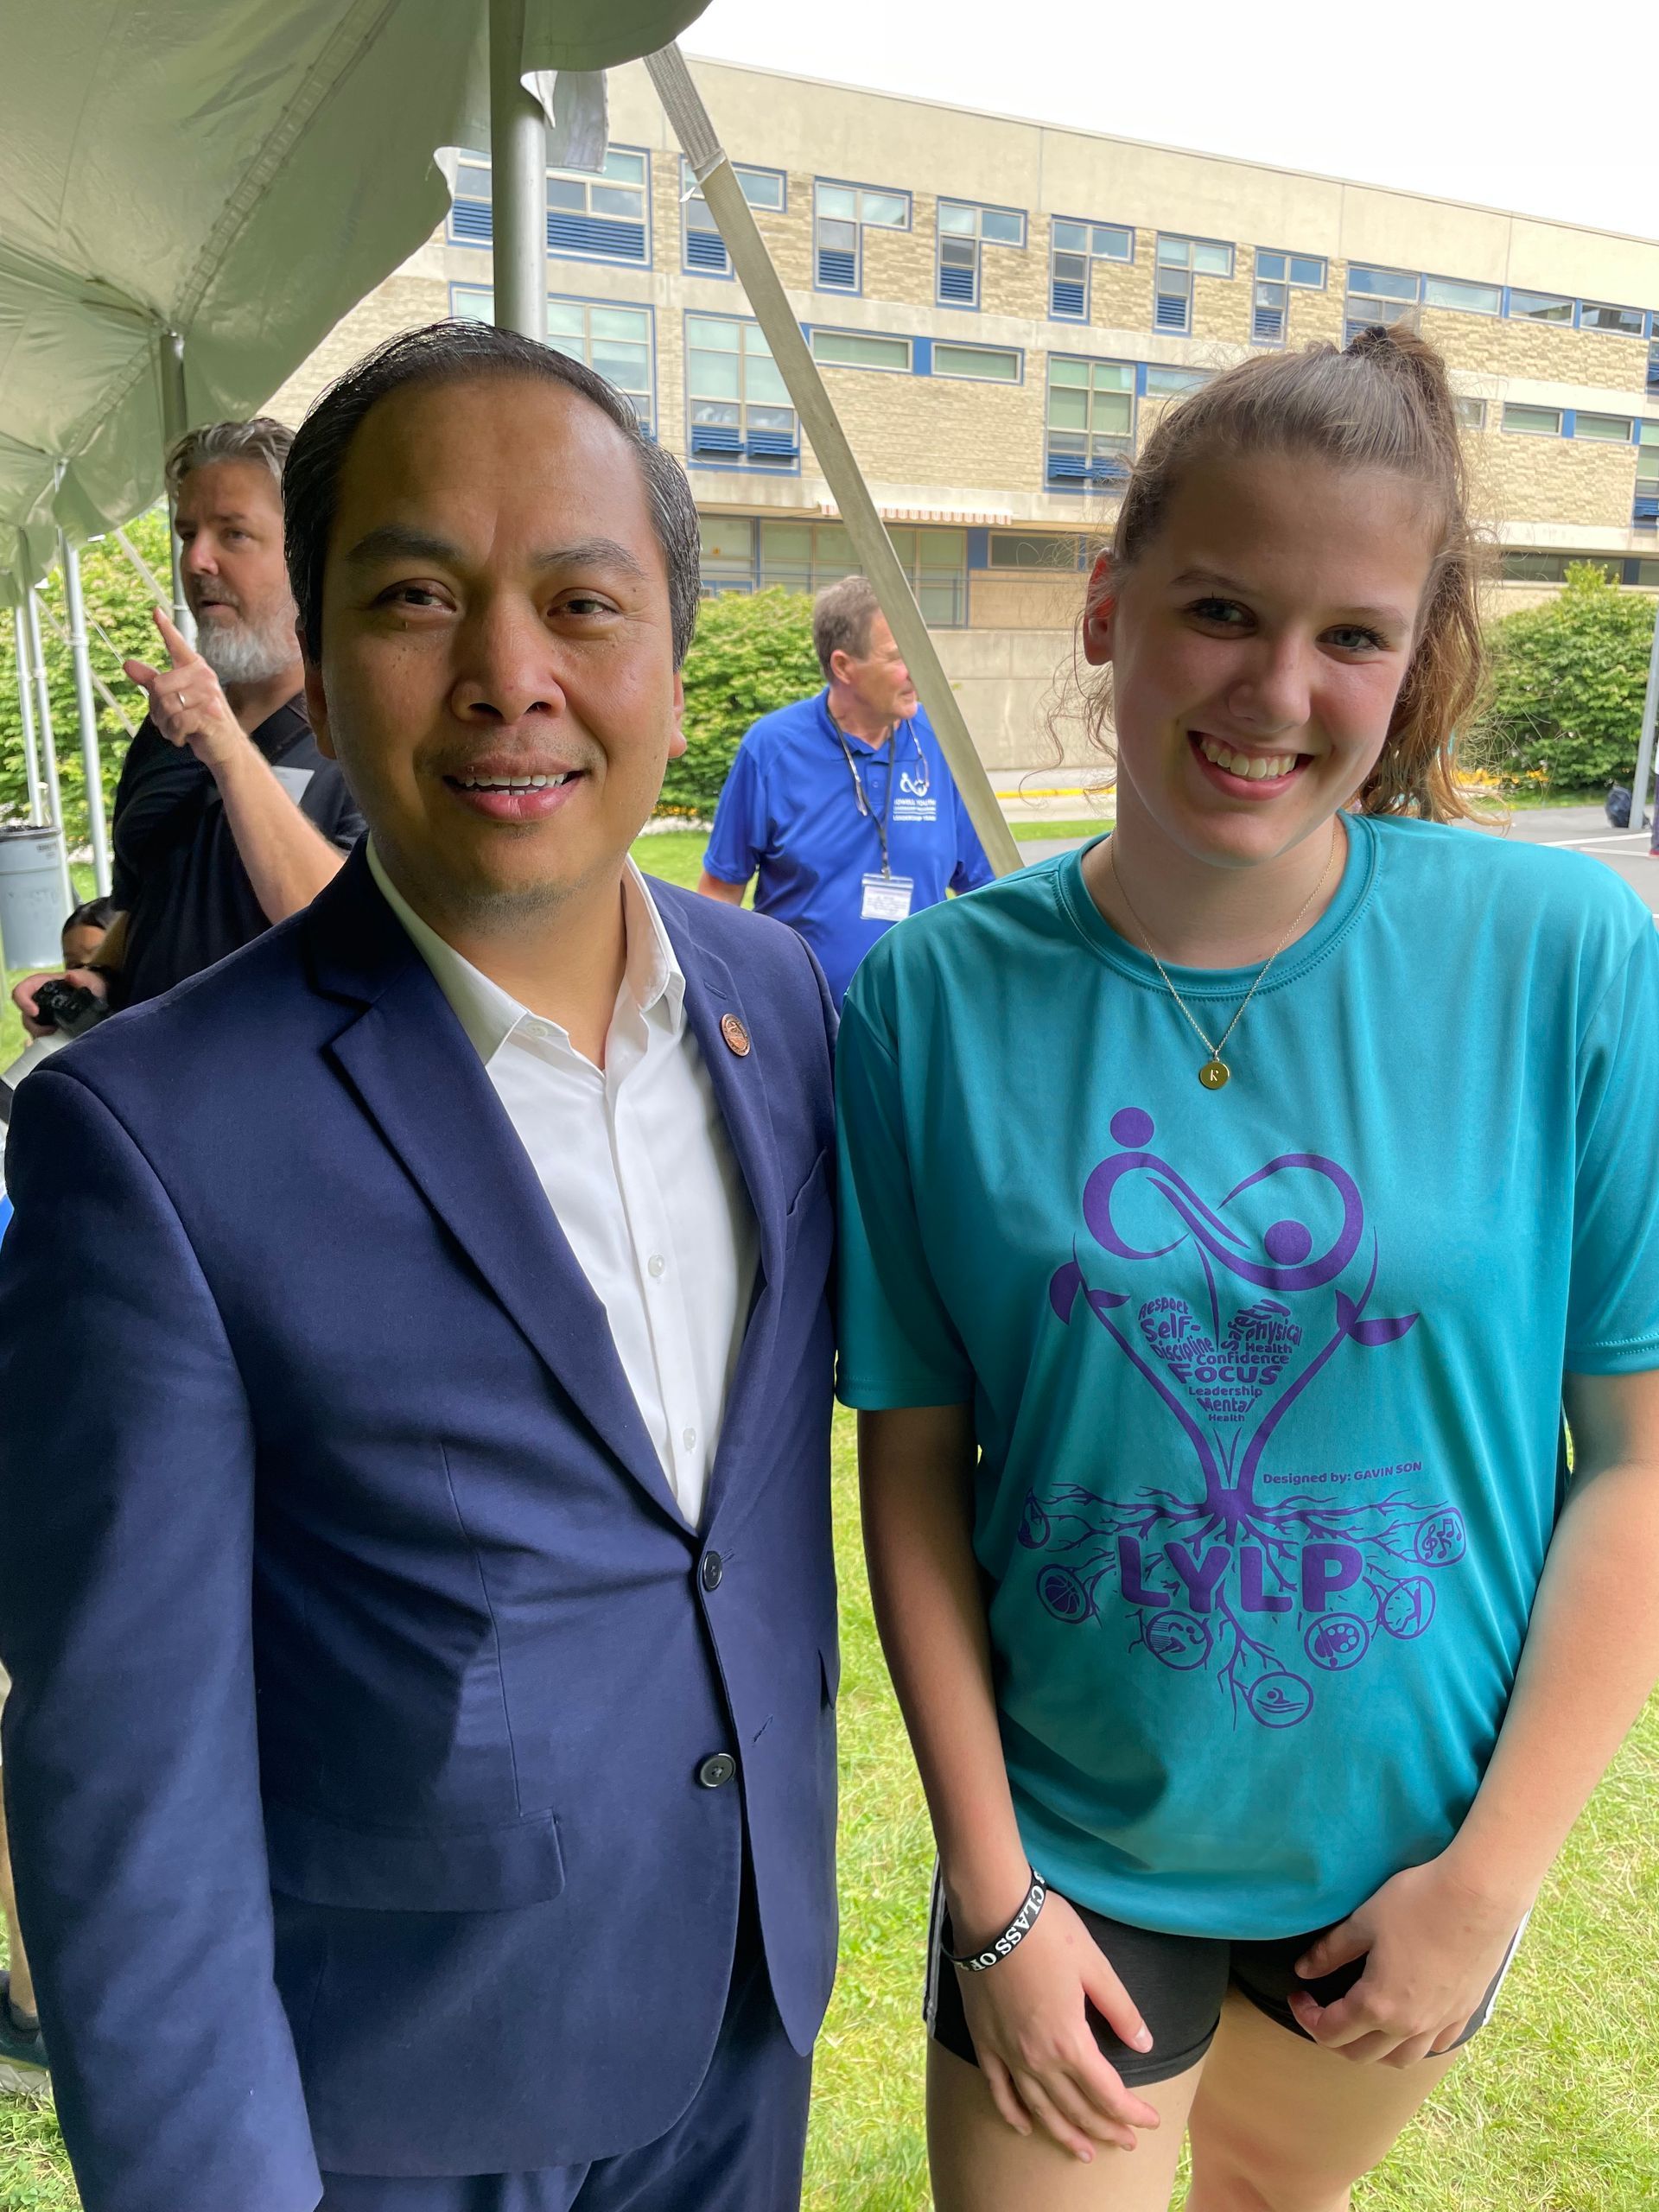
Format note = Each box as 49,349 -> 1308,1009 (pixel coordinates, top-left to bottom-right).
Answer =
123,658 -> 162,691
152,607 -> 200,665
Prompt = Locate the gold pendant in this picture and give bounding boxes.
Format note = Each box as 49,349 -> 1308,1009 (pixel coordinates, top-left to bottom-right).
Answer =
1198,1058 -> 1231,1090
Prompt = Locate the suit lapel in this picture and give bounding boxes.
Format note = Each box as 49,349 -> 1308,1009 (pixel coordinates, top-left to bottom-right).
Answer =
309,852 -> 690,1532
658,899 -> 790,1530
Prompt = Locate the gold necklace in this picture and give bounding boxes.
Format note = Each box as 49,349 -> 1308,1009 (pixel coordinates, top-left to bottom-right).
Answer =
1106,831 -> 1340,1091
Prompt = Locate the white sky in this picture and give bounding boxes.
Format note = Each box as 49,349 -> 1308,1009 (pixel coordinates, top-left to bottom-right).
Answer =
686,0 -> 1659,248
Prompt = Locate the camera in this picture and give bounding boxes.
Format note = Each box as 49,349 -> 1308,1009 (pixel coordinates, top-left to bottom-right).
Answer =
31,978 -> 111,1039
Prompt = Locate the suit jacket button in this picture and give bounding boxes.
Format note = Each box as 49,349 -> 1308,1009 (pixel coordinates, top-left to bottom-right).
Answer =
701,1551 -> 724,1592
697,1752 -> 737,1789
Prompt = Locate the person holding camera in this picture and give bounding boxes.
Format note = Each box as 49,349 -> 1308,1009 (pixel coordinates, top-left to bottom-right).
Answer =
9,419 -> 363,1039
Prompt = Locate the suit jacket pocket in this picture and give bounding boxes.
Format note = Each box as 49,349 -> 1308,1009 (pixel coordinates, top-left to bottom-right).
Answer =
265,1800 -> 564,1912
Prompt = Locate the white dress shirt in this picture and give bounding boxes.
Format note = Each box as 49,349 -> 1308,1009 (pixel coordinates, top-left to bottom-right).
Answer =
368,842 -> 758,1526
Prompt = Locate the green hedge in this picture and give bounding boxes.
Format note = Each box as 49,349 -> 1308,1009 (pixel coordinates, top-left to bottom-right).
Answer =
1480,564 -> 1658,792
659,588 -> 821,821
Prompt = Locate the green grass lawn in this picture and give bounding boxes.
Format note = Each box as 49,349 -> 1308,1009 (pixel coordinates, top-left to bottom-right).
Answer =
0,1429 -> 1656,2209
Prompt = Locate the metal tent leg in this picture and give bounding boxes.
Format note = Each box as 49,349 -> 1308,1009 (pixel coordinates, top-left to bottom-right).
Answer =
1629,598 -> 1659,838
489,0 -> 547,340
158,330 -> 194,644
22,588 -> 72,912
59,535 -> 111,895
644,44 -> 1020,877
11,606 -> 44,825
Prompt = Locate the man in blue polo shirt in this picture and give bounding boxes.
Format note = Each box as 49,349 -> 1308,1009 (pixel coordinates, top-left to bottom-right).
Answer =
697,575 -> 995,1004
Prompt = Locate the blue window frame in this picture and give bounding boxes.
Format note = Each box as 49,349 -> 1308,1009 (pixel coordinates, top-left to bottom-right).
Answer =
448,148 -> 651,265
451,287 -> 655,432
1580,302 -> 1645,336
1637,426 -> 1659,529
812,181 -> 910,295
686,315 -> 798,467
1046,355 -> 1135,488
938,200 -> 1027,310
1153,234 -> 1234,335
681,159 -> 785,276
1252,249 -> 1325,344
1506,287 -> 1574,325
1049,219 -> 1134,321
1646,338 -> 1659,395
1343,264 -> 1421,345
933,340 -> 1021,383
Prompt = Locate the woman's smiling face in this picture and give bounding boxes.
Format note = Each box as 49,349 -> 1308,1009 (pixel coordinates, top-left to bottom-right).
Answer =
1085,451 -> 1438,871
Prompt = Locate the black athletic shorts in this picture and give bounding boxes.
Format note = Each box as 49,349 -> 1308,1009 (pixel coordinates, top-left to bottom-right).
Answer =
925,1875 -> 1525,2087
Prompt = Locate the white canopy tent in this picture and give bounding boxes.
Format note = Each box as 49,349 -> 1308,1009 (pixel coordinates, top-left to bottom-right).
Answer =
0,0 -> 1019,901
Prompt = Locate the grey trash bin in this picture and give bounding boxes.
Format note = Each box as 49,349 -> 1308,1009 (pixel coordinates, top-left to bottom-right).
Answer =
0,824 -> 69,972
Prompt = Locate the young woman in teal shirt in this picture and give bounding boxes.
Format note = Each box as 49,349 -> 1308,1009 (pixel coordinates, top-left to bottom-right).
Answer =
837,327 -> 1659,2209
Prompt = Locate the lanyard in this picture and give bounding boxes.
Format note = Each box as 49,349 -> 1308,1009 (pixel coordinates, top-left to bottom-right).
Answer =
828,710 -> 923,878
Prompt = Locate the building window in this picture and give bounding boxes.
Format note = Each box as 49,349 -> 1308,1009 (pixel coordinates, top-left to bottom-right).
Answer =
752,518 -> 967,625
448,158 -> 494,245
450,289 -> 654,431
1580,302 -> 1645,337
1503,404 -> 1563,436
1422,275 -> 1502,315
809,328 -> 912,372
1046,357 -> 1135,487
449,149 -> 650,263
1050,219 -> 1134,320
1144,365 -> 1208,396
938,200 -> 1027,309
547,148 -> 650,263
698,518 -> 757,595
933,341 -> 1020,382
1634,560 -> 1659,586
1454,397 -> 1487,431
1637,426 -> 1659,528
987,532 -> 1086,569
1154,235 -> 1235,334
1344,264 -> 1420,344
1252,250 -> 1325,343
686,316 -> 798,464
813,181 -> 910,293
681,160 -> 785,275
1575,413 -> 1634,442
1646,339 -> 1659,396
1500,552 -> 1623,583
1507,289 -> 1573,324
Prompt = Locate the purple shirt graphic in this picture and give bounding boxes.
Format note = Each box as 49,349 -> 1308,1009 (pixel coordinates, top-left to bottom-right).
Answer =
836,816 -> 1659,1938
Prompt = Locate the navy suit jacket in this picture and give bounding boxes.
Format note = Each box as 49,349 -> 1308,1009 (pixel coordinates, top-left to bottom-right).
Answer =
0,848 -> 839,2212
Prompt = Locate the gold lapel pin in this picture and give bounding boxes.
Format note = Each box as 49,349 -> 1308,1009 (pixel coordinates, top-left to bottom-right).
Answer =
720,1013 -> 752,1058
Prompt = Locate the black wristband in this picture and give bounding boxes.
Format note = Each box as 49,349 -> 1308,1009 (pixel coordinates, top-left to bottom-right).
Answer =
944,1870 -> 1048,1973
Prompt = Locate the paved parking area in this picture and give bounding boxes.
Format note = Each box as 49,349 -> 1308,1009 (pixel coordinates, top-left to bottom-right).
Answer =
1014,803 -> 1659,915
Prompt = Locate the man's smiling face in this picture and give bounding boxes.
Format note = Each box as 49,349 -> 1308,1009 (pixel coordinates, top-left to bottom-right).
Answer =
305,370 -> 684,930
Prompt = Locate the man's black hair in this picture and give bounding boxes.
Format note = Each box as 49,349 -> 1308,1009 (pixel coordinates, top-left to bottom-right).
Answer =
283,320 -> 701,667
63,895 -> 115,936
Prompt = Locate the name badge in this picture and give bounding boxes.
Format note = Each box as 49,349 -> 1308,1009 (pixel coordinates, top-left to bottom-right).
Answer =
272,765 -> 315,804
861,873 -> 914,923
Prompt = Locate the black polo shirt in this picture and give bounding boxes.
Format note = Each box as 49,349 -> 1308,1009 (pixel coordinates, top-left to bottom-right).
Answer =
108,696 -> 365,1009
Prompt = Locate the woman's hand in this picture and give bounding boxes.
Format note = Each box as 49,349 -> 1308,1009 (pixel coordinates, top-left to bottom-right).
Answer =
1287,1853 -> 1524,2068
954,1888 -> 1162,2161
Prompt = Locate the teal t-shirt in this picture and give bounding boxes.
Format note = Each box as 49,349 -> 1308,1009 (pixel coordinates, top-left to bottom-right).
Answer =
836,815 -> 1659,1939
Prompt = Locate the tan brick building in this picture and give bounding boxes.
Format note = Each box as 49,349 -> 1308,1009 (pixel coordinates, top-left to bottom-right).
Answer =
268,59 -> 1659,766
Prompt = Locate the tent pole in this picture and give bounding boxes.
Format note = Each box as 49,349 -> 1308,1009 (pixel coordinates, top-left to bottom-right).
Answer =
158,329 -> 195,644
12,606 -> 44,824
23,588 -> 73,911
59,534 -> 112,895
488,0 -> 546,339
644,45 -> 1020,876
1628,595 -> 1659,836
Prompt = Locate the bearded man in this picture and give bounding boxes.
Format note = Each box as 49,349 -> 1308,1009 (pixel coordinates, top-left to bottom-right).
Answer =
11,417 -> 364,1030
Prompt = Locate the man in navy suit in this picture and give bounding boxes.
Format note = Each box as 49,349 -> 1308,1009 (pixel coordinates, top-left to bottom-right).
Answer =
0,321 -> 839,2212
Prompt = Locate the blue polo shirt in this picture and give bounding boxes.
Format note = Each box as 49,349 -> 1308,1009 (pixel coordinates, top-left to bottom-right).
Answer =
702,690 -> 995,1006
